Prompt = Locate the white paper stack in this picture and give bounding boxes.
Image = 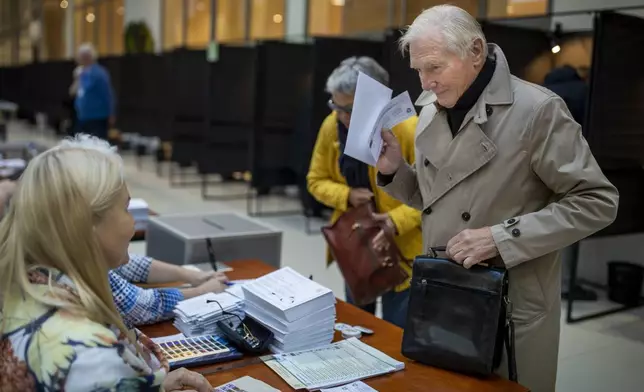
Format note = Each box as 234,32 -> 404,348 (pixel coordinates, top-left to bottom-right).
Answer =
242,267 -> 336,353
128,198 -> 149,231
173,292 -> 245,337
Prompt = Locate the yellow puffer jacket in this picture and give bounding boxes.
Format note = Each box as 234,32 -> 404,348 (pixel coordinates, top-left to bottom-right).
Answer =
307,112 -> 422,292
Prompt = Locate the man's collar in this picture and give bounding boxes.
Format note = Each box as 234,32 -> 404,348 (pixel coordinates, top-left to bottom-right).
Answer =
414,43 -> 514,108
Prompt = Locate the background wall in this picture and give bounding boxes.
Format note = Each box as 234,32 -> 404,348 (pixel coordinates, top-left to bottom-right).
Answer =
552,0 -> 644,31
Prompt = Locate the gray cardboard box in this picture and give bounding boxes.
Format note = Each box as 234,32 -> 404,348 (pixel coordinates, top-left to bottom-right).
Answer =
146,212 -> 282,268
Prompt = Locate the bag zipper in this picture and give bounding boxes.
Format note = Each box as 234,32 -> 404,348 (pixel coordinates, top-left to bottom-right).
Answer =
419,278 -> 498,296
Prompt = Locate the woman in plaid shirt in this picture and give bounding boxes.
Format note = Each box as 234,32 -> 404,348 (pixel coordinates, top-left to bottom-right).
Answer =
110,253 -> 228,328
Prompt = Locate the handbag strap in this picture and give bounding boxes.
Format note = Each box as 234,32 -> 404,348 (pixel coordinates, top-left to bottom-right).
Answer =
504,297 -> 518,382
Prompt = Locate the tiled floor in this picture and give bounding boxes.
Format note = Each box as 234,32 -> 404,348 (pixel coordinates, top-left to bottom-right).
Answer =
8,122 -> 644,391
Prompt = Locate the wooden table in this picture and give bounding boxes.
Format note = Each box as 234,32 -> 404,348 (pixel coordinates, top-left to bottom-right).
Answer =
140,260 -> 529,392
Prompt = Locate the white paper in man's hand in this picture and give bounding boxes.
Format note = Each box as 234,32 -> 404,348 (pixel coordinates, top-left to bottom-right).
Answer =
344,72 -> 416,166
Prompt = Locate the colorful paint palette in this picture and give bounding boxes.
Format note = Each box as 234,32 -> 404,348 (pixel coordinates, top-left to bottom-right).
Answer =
157,335 -> 230,364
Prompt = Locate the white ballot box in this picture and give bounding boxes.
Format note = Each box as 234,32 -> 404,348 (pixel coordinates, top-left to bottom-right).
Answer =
145,212 -> 282,268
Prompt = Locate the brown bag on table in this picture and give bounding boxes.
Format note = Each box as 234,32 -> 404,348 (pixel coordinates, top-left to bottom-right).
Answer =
321,202 -> 410,306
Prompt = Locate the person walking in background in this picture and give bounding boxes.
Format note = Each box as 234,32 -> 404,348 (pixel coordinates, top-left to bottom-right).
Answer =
307,57 -> 422,328
74,43 -> 115,140
65,64 -> 83,137
377,5 -> 618,391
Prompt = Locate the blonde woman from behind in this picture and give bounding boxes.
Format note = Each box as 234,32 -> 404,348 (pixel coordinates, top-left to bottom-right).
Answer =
0,134 -> 210,391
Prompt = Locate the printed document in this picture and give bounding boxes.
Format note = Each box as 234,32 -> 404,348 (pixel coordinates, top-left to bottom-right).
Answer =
321,381 -> 379,392
263,337 -> 404,391
344,72 -> 416,166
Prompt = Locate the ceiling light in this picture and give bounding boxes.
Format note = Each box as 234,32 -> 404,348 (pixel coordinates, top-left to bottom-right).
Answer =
60,0 -> 68,9
86,13 -> 95,23
331,0 -> 345,6
551,44 -> 561,54
273,14 -> 283,23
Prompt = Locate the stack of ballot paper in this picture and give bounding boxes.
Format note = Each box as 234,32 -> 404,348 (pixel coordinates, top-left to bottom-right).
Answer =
242,267 -> 336,353
173,292 -> 245,337
128,198 -> 149,231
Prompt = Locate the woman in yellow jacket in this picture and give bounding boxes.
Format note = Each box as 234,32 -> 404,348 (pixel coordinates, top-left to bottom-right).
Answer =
307,57 -> 422,328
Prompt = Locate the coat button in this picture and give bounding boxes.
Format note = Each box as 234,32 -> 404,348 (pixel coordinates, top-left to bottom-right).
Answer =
461,212 -> 471,222
424,158 -> 430,167
512,228 -> 521,237
507,218 -> 516,225
486,105 -> 493,116
423,207 -> 432,215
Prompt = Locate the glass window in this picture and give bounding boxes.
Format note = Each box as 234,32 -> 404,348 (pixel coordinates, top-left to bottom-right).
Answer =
343,0 -> 391,36
111,0 -> 125,55
403,0 -> 479,24
250,0 -> 285,40
83,5 -> 97,47
487,0 -> 548,18
42,0 -> 66,60
0,0 -> 10,33
18,28 -> 32,64
217,0 -> 246,43
186,0 -> 210,47
163,0 -> 184,50
308,0 -> 343,37
74,9 -> 84,50
97,0 -> 110,55
0,38 -> 10,66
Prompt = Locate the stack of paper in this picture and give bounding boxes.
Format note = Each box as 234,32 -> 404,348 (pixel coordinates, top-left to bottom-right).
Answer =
242,267 -> 336,353
173,292 -> 244,337
128,198 -> 149,231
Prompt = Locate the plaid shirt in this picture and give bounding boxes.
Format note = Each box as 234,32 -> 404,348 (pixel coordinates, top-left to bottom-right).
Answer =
109,253 -> 184,328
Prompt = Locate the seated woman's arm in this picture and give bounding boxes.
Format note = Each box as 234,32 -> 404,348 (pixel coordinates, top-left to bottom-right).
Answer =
109,270 -> 184,327
115,253 -> 220,287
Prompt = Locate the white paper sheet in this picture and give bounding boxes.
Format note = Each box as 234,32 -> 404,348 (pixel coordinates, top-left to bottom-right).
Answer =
344,72 -> 415,166
263,337 -> 404,391
321,381 -> 379,392
213,376 -> 281,392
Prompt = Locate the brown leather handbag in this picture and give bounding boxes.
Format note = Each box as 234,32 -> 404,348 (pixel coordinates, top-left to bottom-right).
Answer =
321,202 -> 410,306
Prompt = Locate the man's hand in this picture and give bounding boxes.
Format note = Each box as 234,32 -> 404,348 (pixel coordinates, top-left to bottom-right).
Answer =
446,227 -> 499,269
348,188 -> 373,208
372,213 -> 396,251
163,368 -> 211,392
377,129 -> 403,175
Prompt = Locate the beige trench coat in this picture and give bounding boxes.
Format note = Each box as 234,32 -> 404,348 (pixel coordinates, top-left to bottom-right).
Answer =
380,44 -> 619,392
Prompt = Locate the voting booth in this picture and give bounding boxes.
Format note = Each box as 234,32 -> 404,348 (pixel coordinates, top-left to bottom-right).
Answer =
146,212 -> 282,268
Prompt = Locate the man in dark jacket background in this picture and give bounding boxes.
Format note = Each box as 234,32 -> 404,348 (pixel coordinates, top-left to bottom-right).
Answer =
543,65 -> 588,127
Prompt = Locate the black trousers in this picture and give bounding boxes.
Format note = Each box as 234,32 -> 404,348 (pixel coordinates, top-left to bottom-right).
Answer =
77,118 -> 109,141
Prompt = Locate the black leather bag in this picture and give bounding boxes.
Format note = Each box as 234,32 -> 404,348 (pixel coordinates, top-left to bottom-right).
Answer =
402,247 -> 517,382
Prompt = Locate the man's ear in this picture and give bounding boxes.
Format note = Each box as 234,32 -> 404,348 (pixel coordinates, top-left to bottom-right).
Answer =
470,38 -> 485,67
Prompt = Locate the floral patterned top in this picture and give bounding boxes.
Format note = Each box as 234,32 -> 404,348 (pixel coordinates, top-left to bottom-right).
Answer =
0,268 -> 170,391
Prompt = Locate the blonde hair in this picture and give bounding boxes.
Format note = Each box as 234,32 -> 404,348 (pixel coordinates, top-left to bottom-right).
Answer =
0,134 -> 132,343
399,4 -> 487,59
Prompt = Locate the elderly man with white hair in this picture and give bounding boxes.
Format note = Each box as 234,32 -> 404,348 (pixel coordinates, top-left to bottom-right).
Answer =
377,5 -> 619,392
75,43 -> 115,140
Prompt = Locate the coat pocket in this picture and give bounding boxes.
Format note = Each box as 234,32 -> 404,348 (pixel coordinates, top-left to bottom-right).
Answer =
508,262 -> 547,324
